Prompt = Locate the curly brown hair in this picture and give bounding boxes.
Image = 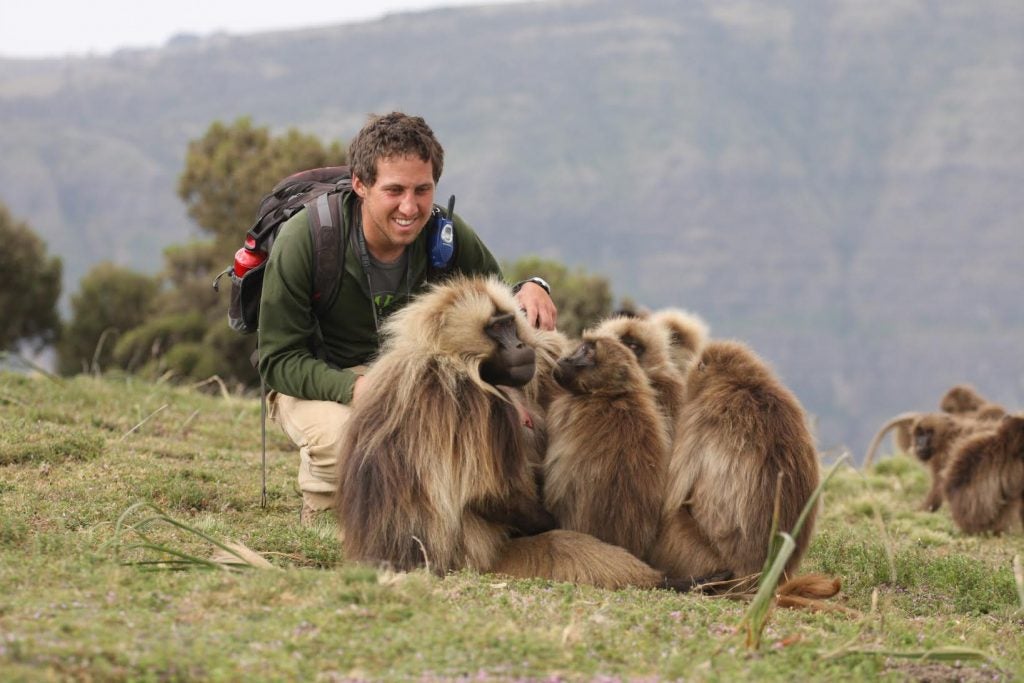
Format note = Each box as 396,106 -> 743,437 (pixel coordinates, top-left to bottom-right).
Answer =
348,112 -> 445,186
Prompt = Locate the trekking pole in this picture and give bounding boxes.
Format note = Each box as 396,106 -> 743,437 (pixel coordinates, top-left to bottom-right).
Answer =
259,371 -> 268,508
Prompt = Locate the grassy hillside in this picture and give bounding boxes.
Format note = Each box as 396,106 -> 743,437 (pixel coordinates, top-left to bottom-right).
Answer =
1,371 -> 1021,680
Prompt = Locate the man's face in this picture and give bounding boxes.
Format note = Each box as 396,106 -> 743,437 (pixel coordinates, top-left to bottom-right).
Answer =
352,155 -> 436,262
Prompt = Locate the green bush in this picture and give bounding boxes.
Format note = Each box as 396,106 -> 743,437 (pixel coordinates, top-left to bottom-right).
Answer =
58,262 -> 159,375
0,202 -> 62,351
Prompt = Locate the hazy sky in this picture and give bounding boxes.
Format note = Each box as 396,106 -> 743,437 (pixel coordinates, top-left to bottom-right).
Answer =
0,0 -> 525,58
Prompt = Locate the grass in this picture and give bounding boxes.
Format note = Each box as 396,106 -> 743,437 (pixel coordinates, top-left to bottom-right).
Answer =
1,371 -> 1022,681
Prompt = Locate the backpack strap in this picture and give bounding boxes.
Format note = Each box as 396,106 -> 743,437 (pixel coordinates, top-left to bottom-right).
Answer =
306,189 -> 349,317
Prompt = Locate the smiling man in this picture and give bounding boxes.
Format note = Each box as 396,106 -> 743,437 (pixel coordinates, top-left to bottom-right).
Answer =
257,112 -> 557,522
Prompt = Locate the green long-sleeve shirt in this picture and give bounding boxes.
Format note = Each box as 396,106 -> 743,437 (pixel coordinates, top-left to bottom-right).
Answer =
257,191 -> 503,403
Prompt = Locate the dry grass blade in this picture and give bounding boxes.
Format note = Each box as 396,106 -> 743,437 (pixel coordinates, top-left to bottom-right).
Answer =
210,541 -> 277,569
872,504 -> 897,584
191,374 -> 232,400
120,404 -> 169,441
412,535 -> 432,576
179,409 -> 201,435
700,573 -> 761,598
90,327 -> 118,376
113,501 -> 279,571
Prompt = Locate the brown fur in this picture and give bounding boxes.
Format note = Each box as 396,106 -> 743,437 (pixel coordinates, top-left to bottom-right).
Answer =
491,530 -> 670,590
774,575 -> 846,610
863,385 -> 1005,471
651,340 -> 821,580
517,327 -> 575,422
912,413 -> 998,512
337,275 -> 688,590
941,384 -> 1007,423
894,422 -> 914,454
497,327 -> 576,474
543,332 -> 670,560
336,275 -> 554,574
593,315 -> 686,428
864,410 -> 998,510
943,415 -> 1024,535
647,308 -> 710,376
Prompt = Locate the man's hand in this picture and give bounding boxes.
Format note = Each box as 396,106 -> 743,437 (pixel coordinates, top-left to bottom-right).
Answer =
515,282 -> 558,331
352,374 -> 370,403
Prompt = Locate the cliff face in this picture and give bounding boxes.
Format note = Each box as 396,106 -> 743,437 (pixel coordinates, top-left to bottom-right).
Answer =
2,0 -> 1022,454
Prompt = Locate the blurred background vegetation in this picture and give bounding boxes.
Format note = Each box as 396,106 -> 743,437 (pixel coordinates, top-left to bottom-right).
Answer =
0,203 -> 62,353
3,118 -> 616,389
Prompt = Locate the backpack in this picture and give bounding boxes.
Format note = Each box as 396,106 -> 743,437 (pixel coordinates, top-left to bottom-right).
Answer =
213,166 -> 354,335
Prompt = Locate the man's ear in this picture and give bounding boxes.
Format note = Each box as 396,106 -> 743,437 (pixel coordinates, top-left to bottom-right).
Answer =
351,174 -> 369,198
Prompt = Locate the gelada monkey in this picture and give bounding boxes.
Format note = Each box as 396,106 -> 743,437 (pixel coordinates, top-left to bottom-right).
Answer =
338,275 -> 705,591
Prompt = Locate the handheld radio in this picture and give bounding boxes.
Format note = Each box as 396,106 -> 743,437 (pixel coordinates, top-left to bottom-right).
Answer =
429,194 -> 456,269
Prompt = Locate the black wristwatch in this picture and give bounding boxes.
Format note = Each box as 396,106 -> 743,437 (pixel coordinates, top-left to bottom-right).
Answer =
512,276 -> 552,296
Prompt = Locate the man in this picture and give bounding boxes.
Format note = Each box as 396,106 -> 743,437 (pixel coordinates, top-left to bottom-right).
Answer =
257,112 -> 557,522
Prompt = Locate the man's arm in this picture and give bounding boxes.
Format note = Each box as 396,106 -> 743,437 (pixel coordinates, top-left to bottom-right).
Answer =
257,209 -> 360,403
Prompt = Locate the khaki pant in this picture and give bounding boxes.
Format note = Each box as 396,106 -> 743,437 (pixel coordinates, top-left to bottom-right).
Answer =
268,387 -> 357,512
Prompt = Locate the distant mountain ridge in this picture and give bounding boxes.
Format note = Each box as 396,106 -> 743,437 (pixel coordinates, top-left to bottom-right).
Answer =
1,0 -> 1022,454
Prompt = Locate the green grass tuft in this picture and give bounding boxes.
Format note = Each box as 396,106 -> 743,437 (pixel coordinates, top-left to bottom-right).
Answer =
0,426 -> 105,465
